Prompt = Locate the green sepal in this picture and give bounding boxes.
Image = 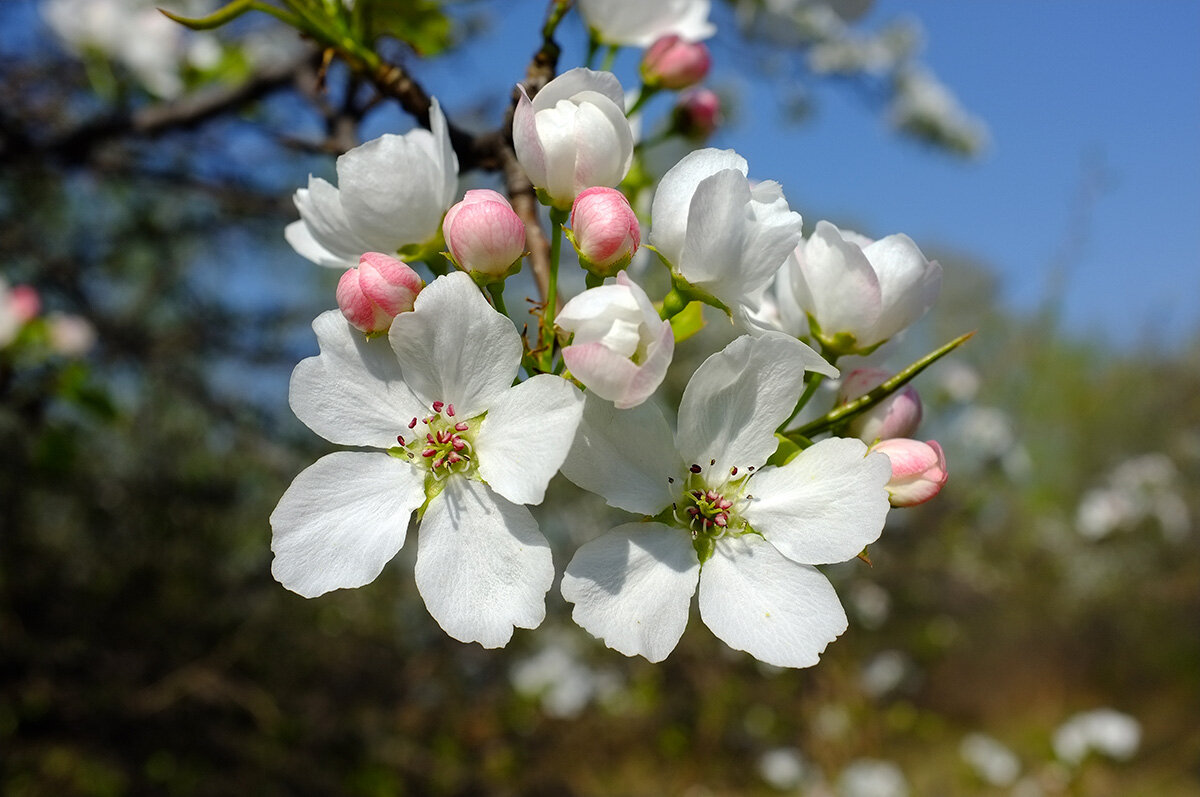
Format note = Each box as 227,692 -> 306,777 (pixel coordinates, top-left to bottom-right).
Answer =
667,300 -> 705,342
692,534 -> 715,565
786,329 -> 975,443
765,433 -> 806,468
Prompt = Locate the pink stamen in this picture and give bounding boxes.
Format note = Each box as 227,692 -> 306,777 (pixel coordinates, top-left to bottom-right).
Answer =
690,464 -> 702,474
408,418 -> 418,429
714,515 -> 727,527
730,467 -> 738,476
452,438 -> 466,451
432,401 -> 444,412
396,435 -> 405,445
454,422 -> 469,432
422,448 -> 437,458
446,404 -> 455,417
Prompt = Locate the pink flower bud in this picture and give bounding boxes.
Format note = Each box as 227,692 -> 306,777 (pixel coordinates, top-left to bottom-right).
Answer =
9,285 -> 40,322
672,88 -> 720,140
837,368 -> 923,442
442,189 -> 527,279
570,187 -> 640,277
641,35 -> 711,90
871,439 -> 948,507
336,252 -> 424,334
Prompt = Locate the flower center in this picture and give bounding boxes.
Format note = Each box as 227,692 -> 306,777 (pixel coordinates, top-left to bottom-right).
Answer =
392,401 -> 478,480
671,461 -> 754,553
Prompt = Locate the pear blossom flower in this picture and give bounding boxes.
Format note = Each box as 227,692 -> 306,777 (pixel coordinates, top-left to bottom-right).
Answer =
1053,709 -> 1141,765
837,368 -> 923,442
335,253 -> 424,334
559,332 -> 892,667
577,0 -> 715,47
650,149 -> 803,317
791,220 -> 942,355
442,189 -> 526,279
870,438 -> 947,507
271,272 -> 584,647
569,187 -> 640,277
46,313 -> 97,356
641,35 -> 712,90
285,99 -> 458,269
556,272 -> 672,409
513,69 -> 634,210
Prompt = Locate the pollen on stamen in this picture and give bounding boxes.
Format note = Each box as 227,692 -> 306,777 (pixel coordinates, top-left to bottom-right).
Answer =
422,448 -> 437,458
690,464 -> 702,474
668,477 -> 675,484
710,458 -> 715,466
396,435 -> 405,446
432,401 -> 445,413
730,466 -> 738,476
454,422 -> 469,432
408,418 -> 418,429
446,404 -> 455,417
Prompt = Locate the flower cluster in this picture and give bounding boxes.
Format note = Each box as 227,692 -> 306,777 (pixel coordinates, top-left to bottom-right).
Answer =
267,3 -> 964,669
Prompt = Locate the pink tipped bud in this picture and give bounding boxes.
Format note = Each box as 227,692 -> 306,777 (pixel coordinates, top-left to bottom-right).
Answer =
837,368 -> 923,442
871,439 -> 948,507
9,285 -> 40,322
442,189 -> 526,280
337,252 -> 424,334
641,35 -> 712,90
672,88 -> 720,140
569,187 -> 640,278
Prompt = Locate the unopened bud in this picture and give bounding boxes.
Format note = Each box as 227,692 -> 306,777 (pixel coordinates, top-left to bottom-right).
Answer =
641,35 -> 711,91
337,252 -> 424,334
870,438 -> 948,507
672,88 -> 720,140
569,187 -> 640,278
838,368 -> 923,442
443,189 -> 527,280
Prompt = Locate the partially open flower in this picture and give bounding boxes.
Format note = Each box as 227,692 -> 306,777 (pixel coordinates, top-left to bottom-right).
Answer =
443,189 -> 526,281
557,272 -> 672,409
577,0 -> 715,47
513,68 -> 634,210
837,368 -> 923,442
569,187 -> 641,278
641,35 -> 711,90
870,438 -> 947,507
336,252 -> 424,334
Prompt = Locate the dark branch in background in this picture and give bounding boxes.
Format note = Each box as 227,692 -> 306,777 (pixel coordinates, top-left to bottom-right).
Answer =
0,52 -> 318,167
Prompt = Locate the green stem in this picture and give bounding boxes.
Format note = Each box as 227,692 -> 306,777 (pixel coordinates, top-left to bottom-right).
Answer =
541,207 -> 569,371
786,330 -> 976,442
486,282 -> 510,319
600,44 -> 619,72
778,370 -> 830,434
626,85 -> 660,118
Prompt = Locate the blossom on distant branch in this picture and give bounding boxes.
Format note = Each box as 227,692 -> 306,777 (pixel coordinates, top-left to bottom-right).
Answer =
271,273 -> 583,647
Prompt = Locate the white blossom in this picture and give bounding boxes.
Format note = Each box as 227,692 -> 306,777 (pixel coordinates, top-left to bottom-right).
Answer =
577,0 -> 715,47
285,99 -> 459,269
959,732 -> 1021,787
1053,708 -> 1141,765
270,273 -> 583,647
559,332 -> 891,667
650,149 -> 804,319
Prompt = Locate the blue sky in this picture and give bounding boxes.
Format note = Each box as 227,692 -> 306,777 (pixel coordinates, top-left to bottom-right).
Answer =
428,1 -> 1200,346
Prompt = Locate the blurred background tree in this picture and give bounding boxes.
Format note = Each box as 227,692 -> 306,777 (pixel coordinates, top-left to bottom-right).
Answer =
1,1 -> 1197,795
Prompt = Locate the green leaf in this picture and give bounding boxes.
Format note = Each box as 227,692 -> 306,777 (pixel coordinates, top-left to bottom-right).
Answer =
361,0 -> 453,55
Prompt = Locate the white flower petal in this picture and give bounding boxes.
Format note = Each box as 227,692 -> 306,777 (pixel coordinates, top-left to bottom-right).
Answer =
744,438 -> 892,565
698,533 -> 847,668
292,177 -> 373,261
533,67 -> 626,113
560,394 -> 681,514
794,221 -> 882,343
389,272 -> 521,417
650,148 -> 747,266
270,451 -> 424,598
284,220 -> 356,270
561,522 -> 700,662
677,168 -> 753,291
476,374 -> 584,506
290,310 -> 426,448
676,333 -> 836,476
414,478 -> 554,648
864,233 -> 942,343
